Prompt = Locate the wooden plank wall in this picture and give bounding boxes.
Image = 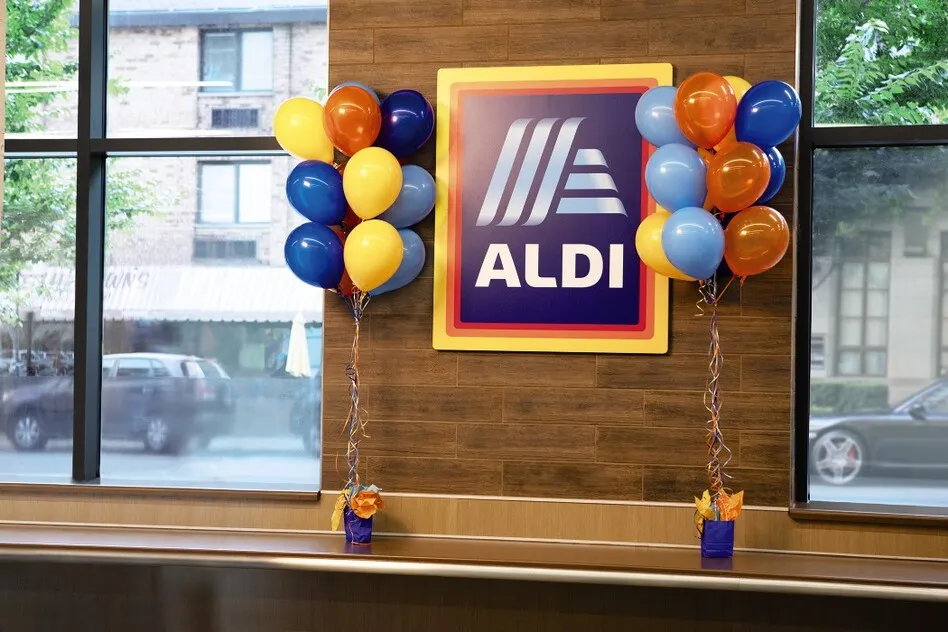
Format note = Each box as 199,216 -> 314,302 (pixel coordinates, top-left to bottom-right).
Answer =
324,0 -> 797,505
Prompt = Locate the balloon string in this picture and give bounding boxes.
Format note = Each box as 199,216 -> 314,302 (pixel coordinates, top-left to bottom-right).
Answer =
341,290 -> 371,491
698,276 -> 733,514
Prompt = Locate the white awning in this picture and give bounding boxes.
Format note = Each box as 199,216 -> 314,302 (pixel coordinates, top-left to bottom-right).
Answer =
16,265 -> 324,324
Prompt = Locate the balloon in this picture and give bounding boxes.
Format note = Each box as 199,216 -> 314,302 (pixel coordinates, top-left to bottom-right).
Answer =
735,80 -> 802,148
378,165 -> 436,228
342,206 -> 363,231
756,147 -> 786,204
284,222 -> 344,289
343,147 -> 403,219
707,142 -> 771,213
724,206 -> 790,277
330,81 -> 380,105
674,72 -> 737,149
323,86 -> 382,156
286,161 -> 347,225
376,89 -> 435,158
661,207 -> 725,280
635,210 -> 696,281
723,76 -> 752,103
634,86 -> 694,148
330,228 -> 358,296
273,98 -> 334,162
644,143 -> 707,211
344,220 -> 404,292
372,229 -> 426,295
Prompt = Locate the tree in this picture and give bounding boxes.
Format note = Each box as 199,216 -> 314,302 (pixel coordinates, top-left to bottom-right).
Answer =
811,1 -> 948,287
1,0 -> 157,325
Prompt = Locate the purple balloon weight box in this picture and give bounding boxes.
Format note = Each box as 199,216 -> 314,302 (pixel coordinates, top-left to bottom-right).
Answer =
343,506 -> 374,544
700,520 -> 735,558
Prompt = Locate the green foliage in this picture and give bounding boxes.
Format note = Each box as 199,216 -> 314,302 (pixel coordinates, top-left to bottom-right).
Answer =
810,381 -> 890,414
2,0 -> 158,324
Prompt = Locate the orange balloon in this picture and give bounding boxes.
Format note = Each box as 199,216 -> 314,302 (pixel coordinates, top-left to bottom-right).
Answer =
323,86 -> 382,157
674,72 -> 737,149
707,142 -> 771,213
714,126 -> 738,153
330,227 -> 358,296
724,206 -> 790,277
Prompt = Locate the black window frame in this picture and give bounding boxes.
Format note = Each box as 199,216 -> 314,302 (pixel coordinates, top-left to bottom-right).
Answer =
5,0 -> 290,484
197,159 -> 273,225
199,28 -> 275,94
793,0 -> 948,521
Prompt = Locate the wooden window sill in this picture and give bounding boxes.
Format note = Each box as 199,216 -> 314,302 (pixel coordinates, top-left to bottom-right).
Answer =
0,524 -> 945,602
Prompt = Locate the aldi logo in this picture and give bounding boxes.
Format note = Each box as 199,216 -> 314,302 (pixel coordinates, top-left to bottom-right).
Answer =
432,64 -> 671,354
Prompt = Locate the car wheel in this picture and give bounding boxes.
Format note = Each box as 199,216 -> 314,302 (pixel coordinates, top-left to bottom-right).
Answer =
8,409 -> 48,452
143,417 -> 183,454
811,430 -> 865,485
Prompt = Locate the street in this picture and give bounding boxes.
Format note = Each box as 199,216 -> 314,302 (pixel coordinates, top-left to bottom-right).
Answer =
0,436 -> 321,490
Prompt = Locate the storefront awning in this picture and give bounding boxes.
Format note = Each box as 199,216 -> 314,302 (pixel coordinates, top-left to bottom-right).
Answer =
16,265 -> 324,324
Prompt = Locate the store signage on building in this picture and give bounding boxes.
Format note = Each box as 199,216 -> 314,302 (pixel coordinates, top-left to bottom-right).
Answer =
433,64 -> 671,353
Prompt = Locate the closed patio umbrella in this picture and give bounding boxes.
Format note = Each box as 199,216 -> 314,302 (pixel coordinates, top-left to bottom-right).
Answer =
285,313 -> 311,378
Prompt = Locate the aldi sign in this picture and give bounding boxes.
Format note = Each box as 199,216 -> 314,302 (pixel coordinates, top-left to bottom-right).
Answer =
433,64 -> 671,354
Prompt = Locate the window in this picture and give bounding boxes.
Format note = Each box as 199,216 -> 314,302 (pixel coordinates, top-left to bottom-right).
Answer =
201,30 -> 274,94
797,0 -> 948,516
5,2 -> 328,492
199,162 -> 272,224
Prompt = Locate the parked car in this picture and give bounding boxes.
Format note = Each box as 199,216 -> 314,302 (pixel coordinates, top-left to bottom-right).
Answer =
1,353 -> 235,454
809,379 -> 948,485
289,384 -> 321,457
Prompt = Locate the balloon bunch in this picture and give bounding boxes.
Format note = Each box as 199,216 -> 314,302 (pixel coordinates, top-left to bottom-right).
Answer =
273,83 -> 435,525
276,84 -> 435,299
634,74 -> 801,282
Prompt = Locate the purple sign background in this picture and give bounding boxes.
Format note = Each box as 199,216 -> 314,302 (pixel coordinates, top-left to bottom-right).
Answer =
458,90 -> 646,327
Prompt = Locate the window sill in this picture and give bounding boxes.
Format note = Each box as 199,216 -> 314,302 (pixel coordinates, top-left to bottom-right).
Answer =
791,501 -> 948,526
0,481 -> 319,503
0,524 -> 946,602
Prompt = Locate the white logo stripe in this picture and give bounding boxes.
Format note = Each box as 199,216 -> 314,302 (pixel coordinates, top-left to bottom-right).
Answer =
572,148 -> 608,167
555,197 -> 627,216
475,118 -> 533,227
564,172 -> 617,191
523,117 -> 585,227
497,118 -> 558,227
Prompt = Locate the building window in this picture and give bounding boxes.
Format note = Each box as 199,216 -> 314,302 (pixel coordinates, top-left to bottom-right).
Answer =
201,30 -> 274,93
194,239 -> 258,262
798,0 -> 948,516
199,162 -> 272,224
834,233 -> 890,377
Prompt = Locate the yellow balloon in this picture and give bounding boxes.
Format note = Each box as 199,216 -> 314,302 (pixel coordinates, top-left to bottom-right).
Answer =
343,147 -> 403,220
722,76 -> 752,103
274,97 -> 334,162
635,210 -> 697,281
344,220 -> 404,292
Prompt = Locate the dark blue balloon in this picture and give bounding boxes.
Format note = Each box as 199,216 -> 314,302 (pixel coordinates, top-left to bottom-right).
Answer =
286,161 -> 347,225
756,147 -> 786,204
376,89 -> 434,158
284,223 -> 344,289
735,80 -> 802,148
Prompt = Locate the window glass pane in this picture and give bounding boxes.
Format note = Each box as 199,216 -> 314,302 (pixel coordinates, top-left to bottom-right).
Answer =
108,2 -> 328,137
809,146 -> 948,509
240,31 -> 274,91
0,159 -> 77,483
5,0 -> 80,138
100,157 -> 322,491
200,164 -> 236,224
815,0 -> 948,126
238,163 -> 272,223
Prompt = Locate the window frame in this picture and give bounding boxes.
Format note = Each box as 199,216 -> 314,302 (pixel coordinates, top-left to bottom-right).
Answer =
793,0 -> 948,521
199,28 -> 275,94
4,0 -> 309,486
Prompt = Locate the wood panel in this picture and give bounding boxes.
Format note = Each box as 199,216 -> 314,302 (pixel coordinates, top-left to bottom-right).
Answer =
325,0 -> 798,506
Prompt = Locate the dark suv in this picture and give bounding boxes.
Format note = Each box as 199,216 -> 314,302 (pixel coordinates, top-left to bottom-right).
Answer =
1,353 -> 235,454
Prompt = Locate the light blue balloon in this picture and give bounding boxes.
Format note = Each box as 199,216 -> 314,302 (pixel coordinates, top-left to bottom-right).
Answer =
378,165 -> 436,229
661,207 -> 724,280
634,86 -> 694,148
645,144 -> 707,212
372,229 -> 426,295
329,81 -> 380,104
